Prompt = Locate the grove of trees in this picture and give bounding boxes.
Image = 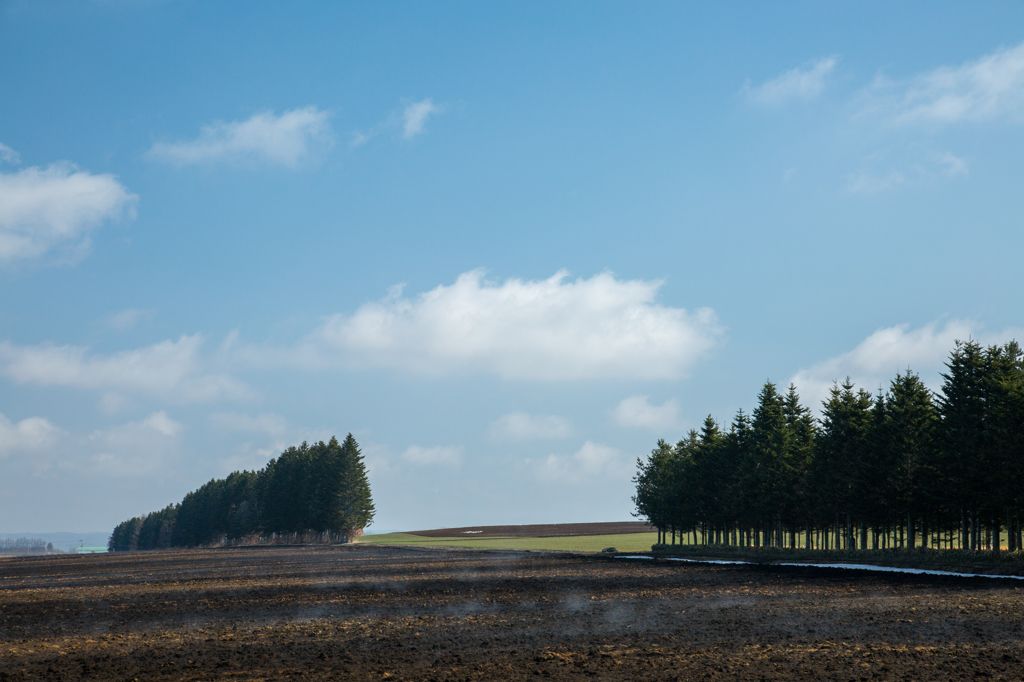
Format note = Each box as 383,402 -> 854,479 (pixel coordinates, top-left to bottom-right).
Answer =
633,340 -> 1024,553
109,434 -> 374,551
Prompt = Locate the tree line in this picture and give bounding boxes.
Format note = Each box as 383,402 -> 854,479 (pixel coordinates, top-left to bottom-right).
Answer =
109,434 -> 374,551
632,340 -> 1024,553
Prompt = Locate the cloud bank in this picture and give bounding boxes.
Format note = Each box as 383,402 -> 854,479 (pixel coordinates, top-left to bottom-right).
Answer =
789,319 -> 1023,409
744,56 -> 837,105
310,270 -> 722,380
148,107 -> 334,168
0,161 -> 137,263
0,334 -> 250,403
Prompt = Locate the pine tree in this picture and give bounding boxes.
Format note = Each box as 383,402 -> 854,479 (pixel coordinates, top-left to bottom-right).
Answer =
882,371 -> 937,549
936,340 -> 987,549
337,434 -> 375,538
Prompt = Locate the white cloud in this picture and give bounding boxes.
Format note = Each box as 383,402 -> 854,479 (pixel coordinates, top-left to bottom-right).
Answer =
210,411 -> 288,437
3,411 -> 183,477
0,334 -> 250,403
401,444 -> 463,467
744,56 -> 837,105
402,98 -> 442,139
789,319 -> 1023,409
0,143 -> 20,165
532,441 -> 629,485
305,269 -> 722,380
611,395 -> 681,430
0,412 -> 62,457
0,162 -> 137,263
488,411 -> 572,441
148,106 -> 334,168
886,42 -> 1024,125
82,411 -> 183,477
105,308 -> 155,331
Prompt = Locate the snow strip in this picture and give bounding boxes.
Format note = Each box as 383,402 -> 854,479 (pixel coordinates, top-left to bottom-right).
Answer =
615,555 -> 1024,580
776,562 -> 1024,580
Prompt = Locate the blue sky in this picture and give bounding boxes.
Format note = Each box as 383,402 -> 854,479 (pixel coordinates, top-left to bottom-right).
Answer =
1,1 -> 1023,534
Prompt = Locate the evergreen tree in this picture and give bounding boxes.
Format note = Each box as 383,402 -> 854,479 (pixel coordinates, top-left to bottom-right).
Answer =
337,434 -> 375,536
936,340 -> 988,549
881,371 -> 937,548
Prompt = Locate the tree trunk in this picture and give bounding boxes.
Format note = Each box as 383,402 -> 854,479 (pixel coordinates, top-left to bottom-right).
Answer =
1008,511 -> 1014,552
908,511 -> 915,550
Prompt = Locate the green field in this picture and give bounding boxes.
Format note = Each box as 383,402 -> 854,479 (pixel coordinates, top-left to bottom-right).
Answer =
359,532 -> 658,553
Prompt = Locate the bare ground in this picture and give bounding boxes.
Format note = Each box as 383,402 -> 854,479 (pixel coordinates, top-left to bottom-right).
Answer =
2,544 -> 1023,680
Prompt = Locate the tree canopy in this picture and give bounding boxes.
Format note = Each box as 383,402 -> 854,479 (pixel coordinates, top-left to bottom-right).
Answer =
110,434 -> 374,551
633,340 -> 1024,553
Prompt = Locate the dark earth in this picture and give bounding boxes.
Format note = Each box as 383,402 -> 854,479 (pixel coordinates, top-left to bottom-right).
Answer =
2,544 -> 1023,680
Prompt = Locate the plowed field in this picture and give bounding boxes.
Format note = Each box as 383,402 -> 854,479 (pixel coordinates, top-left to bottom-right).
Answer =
2,544 -> 1023,680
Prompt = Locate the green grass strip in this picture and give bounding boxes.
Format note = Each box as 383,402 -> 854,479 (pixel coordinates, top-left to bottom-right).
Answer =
359,532 -> 658,553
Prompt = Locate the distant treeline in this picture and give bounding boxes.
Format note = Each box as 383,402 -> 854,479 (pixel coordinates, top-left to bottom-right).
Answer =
0,537 -> 50,553
633,340 -> 1024,552
110,434 -> 374,551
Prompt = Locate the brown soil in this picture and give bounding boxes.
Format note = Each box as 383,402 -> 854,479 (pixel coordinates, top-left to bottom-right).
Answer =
406,521 -> 654,538
2,545 -> 1023,681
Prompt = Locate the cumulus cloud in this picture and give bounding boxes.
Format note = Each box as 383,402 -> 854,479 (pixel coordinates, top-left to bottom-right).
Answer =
743,56 -> 837,105
305,269 -> 722,380
532,441 -> 630,485
0,334 -> 250,403
402,98 -> 442,139
488,411 -> 572,441
148,106 -> 334,168
0,412 -> 62,457
789,319 -> 1023,409
401,444 -> 463,467
0,162 -> 137,263
883,42 -> 1024,125
0,143 -> 20,165
611,395 -> 681,430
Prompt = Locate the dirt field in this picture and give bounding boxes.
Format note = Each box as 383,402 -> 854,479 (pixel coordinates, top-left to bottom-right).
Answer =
405,521 -> 654,538
2,545 -> 1024,681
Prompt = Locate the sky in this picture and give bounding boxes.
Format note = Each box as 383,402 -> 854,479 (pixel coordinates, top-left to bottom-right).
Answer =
1,1 -> 1023,535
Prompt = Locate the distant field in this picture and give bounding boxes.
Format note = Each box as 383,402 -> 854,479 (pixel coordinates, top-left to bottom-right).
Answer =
360,529 -> 658,553
404,521 -> 653,538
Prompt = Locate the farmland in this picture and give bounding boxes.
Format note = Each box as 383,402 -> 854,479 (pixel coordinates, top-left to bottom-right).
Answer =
363,521 -> 657,553
4,542 -> 1024,680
